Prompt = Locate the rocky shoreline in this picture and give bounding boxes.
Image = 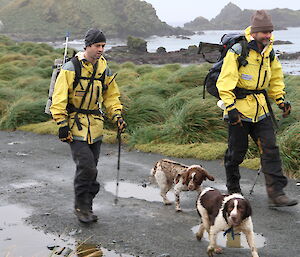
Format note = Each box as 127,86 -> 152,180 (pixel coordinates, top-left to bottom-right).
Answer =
105,45 -> 208,64
105,44 -> 300,65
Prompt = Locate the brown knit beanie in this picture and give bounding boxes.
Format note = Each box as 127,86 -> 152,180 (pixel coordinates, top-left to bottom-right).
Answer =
250,10 -> 274,33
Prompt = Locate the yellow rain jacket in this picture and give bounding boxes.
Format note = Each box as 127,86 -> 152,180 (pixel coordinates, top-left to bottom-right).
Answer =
50,52 -> 122,144
216,26 -> 286,122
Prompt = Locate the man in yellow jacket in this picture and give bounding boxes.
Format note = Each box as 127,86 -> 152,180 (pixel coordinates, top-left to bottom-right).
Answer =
50,28 -> 126,223
217,10 -> 297,207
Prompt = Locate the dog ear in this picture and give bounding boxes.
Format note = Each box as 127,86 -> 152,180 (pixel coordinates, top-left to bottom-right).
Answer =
242,199 -> 252,219
181,172 -> 190,185
206,174 -> 215,181
202,169 -> 215,181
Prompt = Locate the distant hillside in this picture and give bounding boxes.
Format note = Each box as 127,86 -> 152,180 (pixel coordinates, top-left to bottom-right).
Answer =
0,0 -> 191,41
184,2 -> 300,31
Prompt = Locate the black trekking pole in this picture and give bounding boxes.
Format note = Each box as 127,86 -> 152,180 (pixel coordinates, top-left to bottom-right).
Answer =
114,128 -> 121,205
249,167 -> 261,195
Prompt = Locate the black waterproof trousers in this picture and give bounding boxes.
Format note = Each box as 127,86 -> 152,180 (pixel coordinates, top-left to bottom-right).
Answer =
70,140 -> 101,210
224,116 -> 288,198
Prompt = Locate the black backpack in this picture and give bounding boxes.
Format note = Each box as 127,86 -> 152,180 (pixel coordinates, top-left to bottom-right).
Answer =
199,33 -> 275,99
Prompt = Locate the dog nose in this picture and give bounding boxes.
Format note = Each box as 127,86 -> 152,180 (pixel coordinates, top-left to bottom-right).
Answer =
231,215 -> 238,222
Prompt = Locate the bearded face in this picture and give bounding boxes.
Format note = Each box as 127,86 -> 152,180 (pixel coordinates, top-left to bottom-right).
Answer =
252,31 -> 272,47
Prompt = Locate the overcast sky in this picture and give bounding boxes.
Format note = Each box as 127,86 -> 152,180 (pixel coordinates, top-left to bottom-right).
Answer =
142,0 -> 300,26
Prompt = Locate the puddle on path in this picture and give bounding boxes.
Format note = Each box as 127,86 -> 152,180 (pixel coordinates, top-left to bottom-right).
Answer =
191,225 -> 266,249
10,180 -> 41,189
104,181 -> 175,202
0,205 -> 136,257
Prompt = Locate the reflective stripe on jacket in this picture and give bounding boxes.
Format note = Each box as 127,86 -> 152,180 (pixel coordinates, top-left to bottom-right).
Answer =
216,26 -> 286,122
50,52 -> 122,144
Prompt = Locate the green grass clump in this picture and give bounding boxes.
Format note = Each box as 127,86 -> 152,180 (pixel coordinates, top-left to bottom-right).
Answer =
0,63 -> 24,80
120,61 -> 136,70
115,68 -> 139,88
165,87 -> 202,111
18,120 -> 128,144
135,142 -> 227,160
0,97 -> 49,129
141,68 -> 172,83
279,122 -> 300,178
125,95 -> 168,131
135,64 -> 155,75
166,64 -> 209,87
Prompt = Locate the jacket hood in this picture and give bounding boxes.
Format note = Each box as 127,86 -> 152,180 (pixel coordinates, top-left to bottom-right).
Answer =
244,26 -> 274,54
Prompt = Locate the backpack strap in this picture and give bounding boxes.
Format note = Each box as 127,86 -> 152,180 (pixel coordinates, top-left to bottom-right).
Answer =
269,49 -> 275,62
70,61 -> 98,131
71,56 -> 106,91
237,39 -> 249,68
71,57 -> 82,90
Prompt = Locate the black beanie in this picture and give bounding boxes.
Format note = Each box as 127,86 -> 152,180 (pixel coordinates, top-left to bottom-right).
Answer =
84,28 -> 106,47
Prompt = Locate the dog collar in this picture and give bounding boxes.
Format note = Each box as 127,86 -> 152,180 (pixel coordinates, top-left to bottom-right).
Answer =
223,226 -> 235,240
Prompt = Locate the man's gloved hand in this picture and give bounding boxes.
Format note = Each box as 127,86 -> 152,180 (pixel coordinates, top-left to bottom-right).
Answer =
58,125 -> 73,143
228,108 -> 242,126
117,117 -> 127,133
278,101 -> 291,118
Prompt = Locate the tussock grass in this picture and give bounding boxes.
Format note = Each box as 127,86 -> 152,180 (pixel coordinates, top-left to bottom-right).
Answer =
120,61 -> 136,70
0,53 -> 29,64
0,97 -> 49,129
135,64 -> 155,75
0,35 -> 14,46
115,68 -> 139,88
165,87 -> 206,111
0,63 -> 23,80
241,158 -> 260,170
141,68 -> 172,82
18,120 -> 128,144
279,122 -> 300,178
125,95 -> 168,131
166,64 -> 209,87
162,63 -> 181,72
135,142 -> 227,160
127,81 -> 185,99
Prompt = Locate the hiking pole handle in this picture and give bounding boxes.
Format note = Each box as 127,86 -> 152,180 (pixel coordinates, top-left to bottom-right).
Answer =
63,32 -> 70,65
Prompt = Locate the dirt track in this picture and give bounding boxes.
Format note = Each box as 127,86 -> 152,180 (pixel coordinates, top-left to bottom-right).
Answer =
0,130 -> 299,257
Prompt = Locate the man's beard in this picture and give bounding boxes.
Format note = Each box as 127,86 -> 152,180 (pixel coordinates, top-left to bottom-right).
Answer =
258,38 -> 270,47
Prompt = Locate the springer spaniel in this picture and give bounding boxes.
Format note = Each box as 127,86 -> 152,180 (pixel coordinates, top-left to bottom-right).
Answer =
196,187 -> 259,257
150,159 -> 215,212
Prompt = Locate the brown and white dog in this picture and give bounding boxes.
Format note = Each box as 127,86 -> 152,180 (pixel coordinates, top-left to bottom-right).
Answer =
150,159 -> 215,211
196,187 -> 259,257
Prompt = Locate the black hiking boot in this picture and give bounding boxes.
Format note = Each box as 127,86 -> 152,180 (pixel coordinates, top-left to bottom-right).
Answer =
74,208 -> 94,223
268,195 -> 298,207
89,210 -> 98,222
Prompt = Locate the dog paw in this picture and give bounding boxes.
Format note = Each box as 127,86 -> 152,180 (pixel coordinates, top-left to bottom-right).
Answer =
163,201 -> 172,205
214,247 -> 223,254
207,246 -> 214,257
196,232 -> 203,241
175,208 -> 182,212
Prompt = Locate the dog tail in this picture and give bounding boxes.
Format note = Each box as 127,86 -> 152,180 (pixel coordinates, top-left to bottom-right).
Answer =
150,162 -> 159,176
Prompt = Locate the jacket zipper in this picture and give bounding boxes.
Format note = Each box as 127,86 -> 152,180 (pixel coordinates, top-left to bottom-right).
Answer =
256,55 -> 264,89
95,86 -> 100,104
253,55 -> 265,122
261,70 -> 267,88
